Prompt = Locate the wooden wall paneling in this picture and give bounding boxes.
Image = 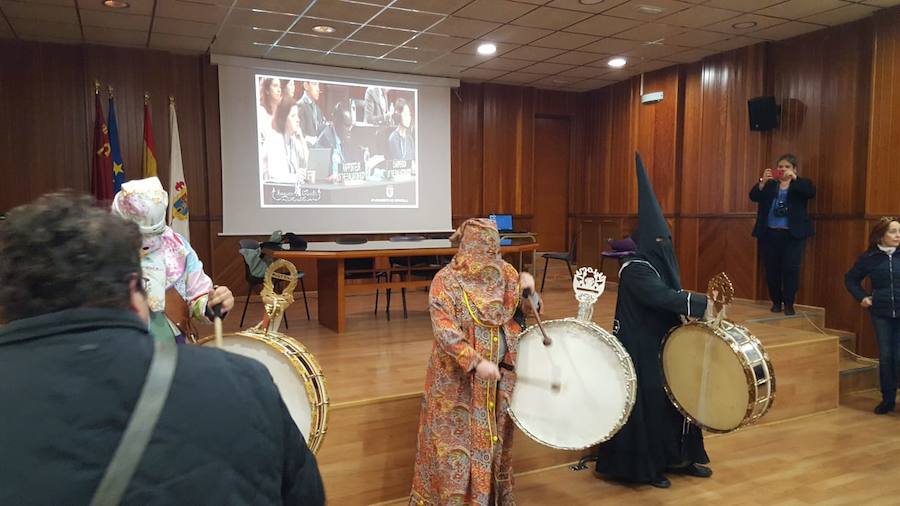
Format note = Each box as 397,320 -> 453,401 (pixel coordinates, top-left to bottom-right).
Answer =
817,21 -> 872,216
675,217 -> 700,292
0,40 -> 89,211
724,218 -> 758,299
813,219 -> 872,354
867,8 -> 900,217
680,62 -> 703,216
450,82 -> 484,219
635,67 -> 680,214
606,81 -> 638,214
481,83 -> 533,215
768,21 -> 871,216
681,45 -> 768,216
532,117 -> 570,252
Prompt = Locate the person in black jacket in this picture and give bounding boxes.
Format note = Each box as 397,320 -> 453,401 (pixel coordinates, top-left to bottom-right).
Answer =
0,193 -> 325,505
845,217 -> 900,414
750,154 -> 816,315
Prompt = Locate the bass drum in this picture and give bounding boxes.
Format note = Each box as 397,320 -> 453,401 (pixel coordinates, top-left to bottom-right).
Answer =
199,331 -> 329,453
509,318 -> 636,450
661,320 -> 774,433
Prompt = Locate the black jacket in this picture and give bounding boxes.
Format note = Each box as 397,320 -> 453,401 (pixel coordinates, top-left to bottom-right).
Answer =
845,249 -> 900,318
0,308 -> 324,505
749,178 -> 816,239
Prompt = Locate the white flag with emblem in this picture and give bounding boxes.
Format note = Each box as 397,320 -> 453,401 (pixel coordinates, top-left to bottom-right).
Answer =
168,99 -> 189,240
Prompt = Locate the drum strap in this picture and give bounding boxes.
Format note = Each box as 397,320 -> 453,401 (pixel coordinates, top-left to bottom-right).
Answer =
89,336 -> 178,506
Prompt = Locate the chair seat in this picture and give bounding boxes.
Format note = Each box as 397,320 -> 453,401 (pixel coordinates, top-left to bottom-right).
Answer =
541,251 -> 571,260
601,250 -> 634,258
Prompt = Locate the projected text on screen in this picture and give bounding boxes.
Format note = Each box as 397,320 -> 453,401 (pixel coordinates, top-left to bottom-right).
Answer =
256,74 -> 418,209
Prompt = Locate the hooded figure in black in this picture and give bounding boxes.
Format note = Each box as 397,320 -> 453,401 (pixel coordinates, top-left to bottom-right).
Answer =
594,153 -> 712,488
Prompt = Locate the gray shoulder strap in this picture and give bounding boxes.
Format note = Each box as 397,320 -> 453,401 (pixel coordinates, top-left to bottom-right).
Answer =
618,259 -> 661,279
89,336 -> 178,506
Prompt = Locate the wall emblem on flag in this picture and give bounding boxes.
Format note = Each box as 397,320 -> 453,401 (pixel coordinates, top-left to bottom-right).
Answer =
386,185 -> 395,198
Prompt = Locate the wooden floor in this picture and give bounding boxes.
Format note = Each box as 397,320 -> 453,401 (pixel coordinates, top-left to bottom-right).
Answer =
201,275 -> 876,505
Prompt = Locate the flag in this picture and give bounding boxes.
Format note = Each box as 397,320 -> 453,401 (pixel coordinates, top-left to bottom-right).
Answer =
108,92 -> 125,193
142,95 -> 157,177
168,99 -> 190,240
91,86 -> 114,202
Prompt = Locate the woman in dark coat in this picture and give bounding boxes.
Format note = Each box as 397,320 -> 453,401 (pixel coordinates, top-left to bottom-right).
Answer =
845,217 -> 900,414
750,154 -> 816,315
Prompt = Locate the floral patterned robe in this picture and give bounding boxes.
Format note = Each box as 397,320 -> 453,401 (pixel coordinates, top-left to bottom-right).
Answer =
410,256 -> 523,505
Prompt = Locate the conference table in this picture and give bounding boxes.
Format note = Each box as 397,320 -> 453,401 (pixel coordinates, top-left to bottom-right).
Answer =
272,239 -> 540,333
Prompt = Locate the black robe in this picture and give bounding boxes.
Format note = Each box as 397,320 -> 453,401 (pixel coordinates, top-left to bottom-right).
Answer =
595,260 -> 709,483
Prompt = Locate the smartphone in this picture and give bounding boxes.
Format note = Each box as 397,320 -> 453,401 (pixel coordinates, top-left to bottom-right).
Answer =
771,168 -> 784,179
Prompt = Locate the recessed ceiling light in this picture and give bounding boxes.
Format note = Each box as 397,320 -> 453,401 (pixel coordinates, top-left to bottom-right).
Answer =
608,57 -> 627,68
732,21 -> 758,29
637,5 -> 665,15
579,0 -> 605,4
477,42 -> 497,55
312,25 -> 336,34
102,0 -> 129,8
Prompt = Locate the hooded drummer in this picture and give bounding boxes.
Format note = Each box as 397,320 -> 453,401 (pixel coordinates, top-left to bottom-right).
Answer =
593,153 -> 721,489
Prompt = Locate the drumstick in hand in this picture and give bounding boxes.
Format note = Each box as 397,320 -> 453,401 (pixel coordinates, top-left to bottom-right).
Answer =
522,289 -> 560,392
522,288 -> 551,346
212,304 -> 224,348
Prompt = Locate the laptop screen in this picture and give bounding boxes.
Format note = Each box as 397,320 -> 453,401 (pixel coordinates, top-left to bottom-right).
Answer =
489,214 -> 513,232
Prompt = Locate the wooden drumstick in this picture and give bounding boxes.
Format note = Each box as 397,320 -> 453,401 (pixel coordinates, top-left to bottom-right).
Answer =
212,304 -> 224,348
522,289 -> 560,392
522,288 -> 551,346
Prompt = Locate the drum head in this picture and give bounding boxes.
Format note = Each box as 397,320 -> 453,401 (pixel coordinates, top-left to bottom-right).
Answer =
200,332 -> 327,452
662,325 -> 749,432
510,319 -> 635,450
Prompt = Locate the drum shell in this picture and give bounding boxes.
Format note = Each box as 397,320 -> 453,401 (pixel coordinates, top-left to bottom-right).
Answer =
661,320 -> 775,433
198,330 -> 329,453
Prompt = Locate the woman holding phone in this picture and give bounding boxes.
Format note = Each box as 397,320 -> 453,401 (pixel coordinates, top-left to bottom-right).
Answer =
750,154 -> 816,315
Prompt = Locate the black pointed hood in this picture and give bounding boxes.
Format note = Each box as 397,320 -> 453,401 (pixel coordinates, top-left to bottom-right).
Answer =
633,152 -> 682,290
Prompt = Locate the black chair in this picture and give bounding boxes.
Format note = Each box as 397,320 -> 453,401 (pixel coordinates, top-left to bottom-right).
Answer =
337,237 -> 388,317
238,239 -> 310,328
540,235 -> 577,292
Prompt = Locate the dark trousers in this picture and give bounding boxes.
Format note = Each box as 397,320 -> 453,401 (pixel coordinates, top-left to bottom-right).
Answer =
871,314 -> 900,406
760,229 -> 806,306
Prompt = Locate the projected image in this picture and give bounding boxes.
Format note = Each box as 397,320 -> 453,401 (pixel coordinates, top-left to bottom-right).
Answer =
256,74 -> 418,208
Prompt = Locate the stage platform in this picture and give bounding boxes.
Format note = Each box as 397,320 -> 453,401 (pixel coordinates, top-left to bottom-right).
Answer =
211,277 -> 841,505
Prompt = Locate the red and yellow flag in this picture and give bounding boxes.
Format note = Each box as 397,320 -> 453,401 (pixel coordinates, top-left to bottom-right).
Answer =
142,94 -> 158,177
91,85 -> 114,202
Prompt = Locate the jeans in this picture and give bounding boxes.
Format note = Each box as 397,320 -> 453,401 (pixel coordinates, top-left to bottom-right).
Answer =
871,314 -> 900,405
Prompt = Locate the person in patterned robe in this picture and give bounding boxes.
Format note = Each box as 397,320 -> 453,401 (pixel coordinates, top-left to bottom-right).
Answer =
410,218 -> 537,506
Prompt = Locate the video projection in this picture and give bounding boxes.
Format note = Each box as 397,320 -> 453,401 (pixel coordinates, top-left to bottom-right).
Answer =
256,75 -> 418,208
215,55 -> 456,236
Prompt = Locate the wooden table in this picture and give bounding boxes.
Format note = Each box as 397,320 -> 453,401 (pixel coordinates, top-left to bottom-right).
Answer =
273,239 -> 540,333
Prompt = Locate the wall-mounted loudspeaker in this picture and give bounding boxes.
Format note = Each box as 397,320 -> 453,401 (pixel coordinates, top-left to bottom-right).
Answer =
748,96 -> 779,131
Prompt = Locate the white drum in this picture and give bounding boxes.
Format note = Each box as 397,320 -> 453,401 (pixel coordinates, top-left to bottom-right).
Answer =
199,331 -> 328,453
509,318 -> 636,450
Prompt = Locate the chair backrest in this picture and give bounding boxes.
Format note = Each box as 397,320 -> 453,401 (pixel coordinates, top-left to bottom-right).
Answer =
239,239 -> 260,250
238,239 -> 263,282
567,234 -> 578,261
